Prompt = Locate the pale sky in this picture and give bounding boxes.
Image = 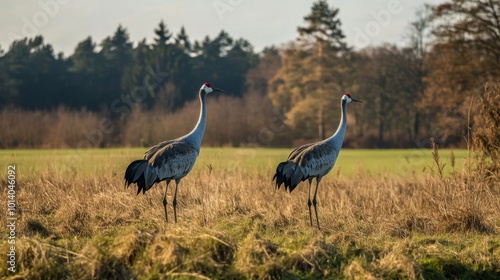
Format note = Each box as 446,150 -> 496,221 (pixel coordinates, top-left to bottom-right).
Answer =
1,0 -> 444,56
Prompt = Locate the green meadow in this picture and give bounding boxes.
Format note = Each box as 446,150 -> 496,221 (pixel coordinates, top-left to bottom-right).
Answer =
0,147 -> 469,179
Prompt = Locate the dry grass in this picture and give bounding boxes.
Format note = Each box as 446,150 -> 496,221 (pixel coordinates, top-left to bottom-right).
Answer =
474,83 -> 500,175
0,147 -> 499,279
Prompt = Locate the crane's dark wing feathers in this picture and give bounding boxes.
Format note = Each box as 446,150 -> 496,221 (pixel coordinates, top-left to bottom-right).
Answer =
124,140 -> 198,195
273,142 -> 337,192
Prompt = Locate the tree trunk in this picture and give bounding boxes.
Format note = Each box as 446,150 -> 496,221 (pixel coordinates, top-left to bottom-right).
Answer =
413,111 -> 420,141
378,120 -> 384,147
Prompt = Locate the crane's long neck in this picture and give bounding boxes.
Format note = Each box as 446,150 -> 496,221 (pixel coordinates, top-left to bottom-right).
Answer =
327,99 -> 347,150
184,90 -> 207,151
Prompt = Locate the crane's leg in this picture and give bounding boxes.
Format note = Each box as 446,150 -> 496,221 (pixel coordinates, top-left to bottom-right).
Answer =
172,179 -> 180,223
313,178 -> 321,230
163,180 -> 171,222
307,178 -> 313,227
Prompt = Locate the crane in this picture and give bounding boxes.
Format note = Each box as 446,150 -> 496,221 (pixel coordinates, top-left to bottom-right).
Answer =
124,82 -> 224,223
273,93 -> 362,229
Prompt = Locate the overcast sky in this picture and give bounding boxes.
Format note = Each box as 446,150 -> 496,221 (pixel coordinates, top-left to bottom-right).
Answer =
1,0 -> 444,56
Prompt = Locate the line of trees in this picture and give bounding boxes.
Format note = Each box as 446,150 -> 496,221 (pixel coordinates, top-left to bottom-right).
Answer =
0,22 -> 257,111
0,0 -> 498,149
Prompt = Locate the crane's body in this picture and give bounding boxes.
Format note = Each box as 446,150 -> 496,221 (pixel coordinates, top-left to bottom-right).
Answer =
124,83 -> 223,222
275,141 -> 337,192
125,141 -> 198,194
273,93 -> 362,229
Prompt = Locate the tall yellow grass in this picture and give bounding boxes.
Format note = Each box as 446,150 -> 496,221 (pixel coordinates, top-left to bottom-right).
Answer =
1,147 -> 498,278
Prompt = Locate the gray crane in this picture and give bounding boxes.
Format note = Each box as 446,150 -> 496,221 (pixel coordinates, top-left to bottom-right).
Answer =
124,82 -> 224,222
273,93 -> 362,229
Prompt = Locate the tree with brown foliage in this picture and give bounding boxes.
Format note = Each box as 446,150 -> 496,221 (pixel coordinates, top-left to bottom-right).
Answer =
269,1 -> 350,140
354,45 -> 422,147
422,0 -> 500,146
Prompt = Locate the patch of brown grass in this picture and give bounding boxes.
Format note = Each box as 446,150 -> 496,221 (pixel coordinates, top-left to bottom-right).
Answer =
0,148 -> 499,279
474,83 -> 500,175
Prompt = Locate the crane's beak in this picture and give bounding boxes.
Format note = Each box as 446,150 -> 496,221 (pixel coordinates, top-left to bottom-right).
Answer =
351,97 -> 362,103
213,87 -> 225,93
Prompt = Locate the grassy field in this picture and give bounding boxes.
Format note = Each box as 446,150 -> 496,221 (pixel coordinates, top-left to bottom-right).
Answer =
0,148 -> 499,279
0,147 -> 469,178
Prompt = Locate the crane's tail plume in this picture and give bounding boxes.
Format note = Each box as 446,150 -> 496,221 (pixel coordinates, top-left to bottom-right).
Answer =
272,161 -> 304,192
124,159 -> 158,195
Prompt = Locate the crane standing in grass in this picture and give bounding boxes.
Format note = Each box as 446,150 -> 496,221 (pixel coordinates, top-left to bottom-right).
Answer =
124,82 -> 224,223
273,93 -> 362,229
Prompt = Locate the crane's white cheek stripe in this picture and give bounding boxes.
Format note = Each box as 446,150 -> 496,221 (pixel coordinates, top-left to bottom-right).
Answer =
203,86 -> 213,94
